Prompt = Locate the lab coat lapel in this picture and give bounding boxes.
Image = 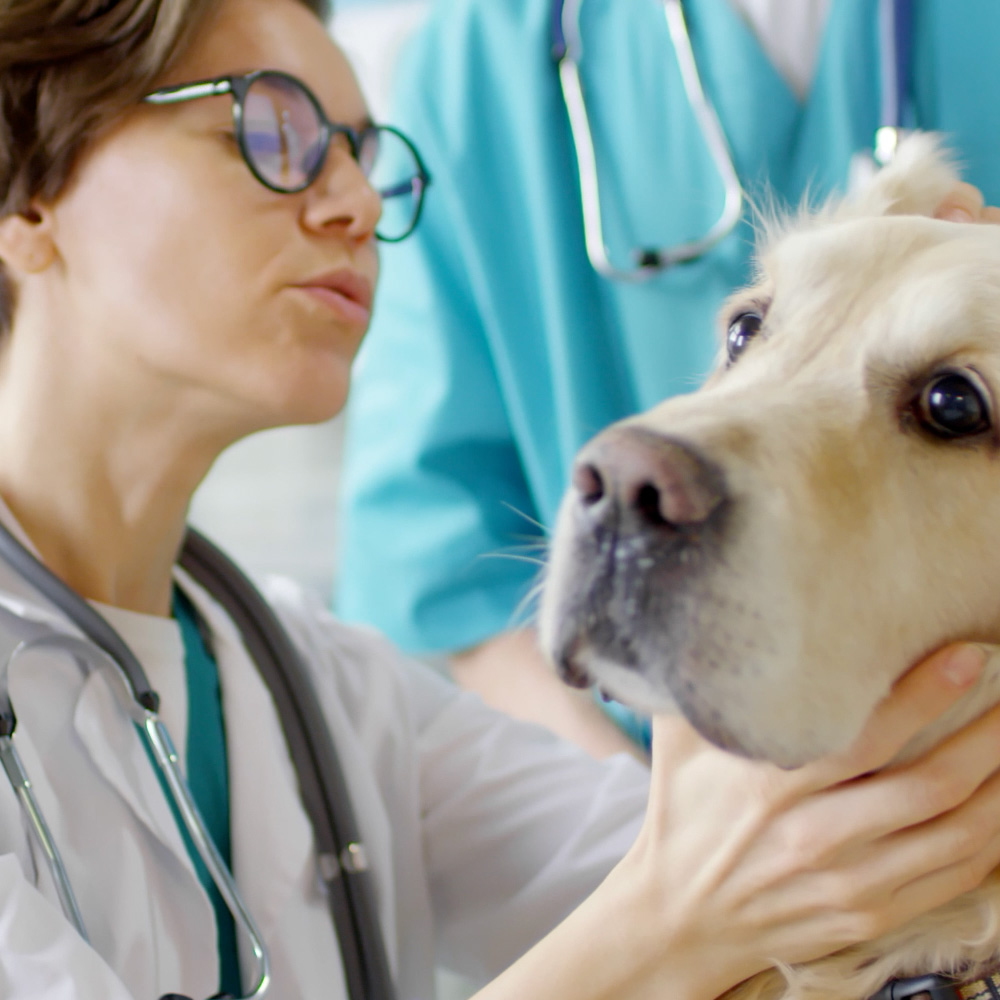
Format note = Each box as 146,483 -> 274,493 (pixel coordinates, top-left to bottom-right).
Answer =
73,670 -> 196,868
183,575 -> 314,942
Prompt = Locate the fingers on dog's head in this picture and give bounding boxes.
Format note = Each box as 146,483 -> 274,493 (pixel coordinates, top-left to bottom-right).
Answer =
934,182 -> 986,223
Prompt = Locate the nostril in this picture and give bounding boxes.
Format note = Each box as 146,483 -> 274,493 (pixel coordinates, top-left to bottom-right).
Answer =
634,483 -> 668,527
574,428 -> 726,533
573,462 -> 605,505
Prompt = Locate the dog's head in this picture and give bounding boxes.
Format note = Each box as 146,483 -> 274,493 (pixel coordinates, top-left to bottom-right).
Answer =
540,136 -> 1000,768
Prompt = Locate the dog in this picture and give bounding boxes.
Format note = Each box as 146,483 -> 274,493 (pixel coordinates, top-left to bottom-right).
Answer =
538,135 -> 1000,1000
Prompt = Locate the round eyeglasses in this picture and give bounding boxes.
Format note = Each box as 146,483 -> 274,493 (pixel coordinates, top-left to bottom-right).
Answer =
145,70 -> 432,243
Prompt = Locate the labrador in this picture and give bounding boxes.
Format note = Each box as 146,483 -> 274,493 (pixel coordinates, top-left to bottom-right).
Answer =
539,135 -> 1000,1000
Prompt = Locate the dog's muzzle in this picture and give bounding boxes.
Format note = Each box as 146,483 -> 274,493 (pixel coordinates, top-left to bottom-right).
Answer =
549,425 -> 729,690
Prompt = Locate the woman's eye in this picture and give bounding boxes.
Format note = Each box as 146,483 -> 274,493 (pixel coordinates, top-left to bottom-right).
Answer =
726,312 -> 763,363
916,372 -> 992,439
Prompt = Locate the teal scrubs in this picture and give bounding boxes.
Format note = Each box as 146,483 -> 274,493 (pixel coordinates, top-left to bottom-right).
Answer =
145,591 -> 241,997
336,0 -> 1000,742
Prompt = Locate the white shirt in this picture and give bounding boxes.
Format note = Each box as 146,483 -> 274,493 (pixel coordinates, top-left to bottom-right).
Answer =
732,0 -> 833,98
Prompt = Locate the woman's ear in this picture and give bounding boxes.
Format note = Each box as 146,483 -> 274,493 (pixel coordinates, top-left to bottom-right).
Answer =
0,203 -> 56,275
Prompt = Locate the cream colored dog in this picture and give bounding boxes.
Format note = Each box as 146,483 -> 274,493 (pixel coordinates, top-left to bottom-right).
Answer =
539,136 -> 1000,999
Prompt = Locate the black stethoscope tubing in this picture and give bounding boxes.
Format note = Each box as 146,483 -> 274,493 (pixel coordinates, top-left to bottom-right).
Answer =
0,522 -> 161,722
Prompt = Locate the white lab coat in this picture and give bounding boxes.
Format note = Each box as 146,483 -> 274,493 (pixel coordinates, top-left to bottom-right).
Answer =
0,516 -> 649,998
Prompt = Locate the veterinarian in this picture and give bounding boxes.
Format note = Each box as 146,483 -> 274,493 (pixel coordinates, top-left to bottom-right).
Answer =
336,0 -> 1000,758
4,0 -> 1000,998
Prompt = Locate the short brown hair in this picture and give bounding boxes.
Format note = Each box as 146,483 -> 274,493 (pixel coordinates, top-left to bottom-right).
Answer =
0,0 -> 331,333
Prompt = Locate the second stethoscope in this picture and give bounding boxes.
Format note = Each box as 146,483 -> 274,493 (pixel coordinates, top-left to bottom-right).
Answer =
553,0 -> 914,282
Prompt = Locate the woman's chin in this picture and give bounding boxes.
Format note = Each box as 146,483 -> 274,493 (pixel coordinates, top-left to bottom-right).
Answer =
232,372 -> 352,438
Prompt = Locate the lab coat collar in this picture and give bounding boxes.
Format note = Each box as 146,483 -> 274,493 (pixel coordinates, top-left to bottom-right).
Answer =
0,497 -> 200,870
73,667 -> 200,880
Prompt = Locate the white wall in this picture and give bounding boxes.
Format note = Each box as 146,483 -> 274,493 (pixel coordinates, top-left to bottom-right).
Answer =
333,2 -> 431,119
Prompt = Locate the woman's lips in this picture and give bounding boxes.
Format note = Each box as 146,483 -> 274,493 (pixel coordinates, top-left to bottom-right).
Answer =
294,284 -> 372,327
292,268 -> 374,327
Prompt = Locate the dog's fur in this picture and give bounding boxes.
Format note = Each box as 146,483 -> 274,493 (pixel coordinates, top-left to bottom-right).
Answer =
539,136 -> 1000,999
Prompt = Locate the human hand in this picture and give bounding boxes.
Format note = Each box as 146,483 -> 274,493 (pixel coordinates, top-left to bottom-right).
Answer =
614,643 -> 1000,1000
934,182 -> 1000,223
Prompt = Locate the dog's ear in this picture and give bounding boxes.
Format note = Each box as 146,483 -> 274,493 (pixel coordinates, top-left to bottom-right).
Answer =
749,133 -> 962,277
836,132 -> 961,221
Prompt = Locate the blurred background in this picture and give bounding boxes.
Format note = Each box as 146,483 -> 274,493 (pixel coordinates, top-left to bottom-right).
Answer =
189,0 -> 429,601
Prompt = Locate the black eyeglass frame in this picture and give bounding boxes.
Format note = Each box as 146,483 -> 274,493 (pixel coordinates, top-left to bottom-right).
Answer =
144,69 -> 432,243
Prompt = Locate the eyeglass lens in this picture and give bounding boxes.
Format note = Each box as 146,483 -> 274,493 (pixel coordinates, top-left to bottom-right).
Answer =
241,73 -> 424,241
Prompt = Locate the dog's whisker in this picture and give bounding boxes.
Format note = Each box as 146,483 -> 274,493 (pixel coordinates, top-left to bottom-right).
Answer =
477,551 -> 547,568
509,575 -> 546,630
500,502 -> 549,535
504,536 -> 551,552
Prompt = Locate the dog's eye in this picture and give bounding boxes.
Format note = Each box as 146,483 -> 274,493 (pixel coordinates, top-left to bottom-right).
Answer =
726,312 -> 763,363
917,372 -> 992,439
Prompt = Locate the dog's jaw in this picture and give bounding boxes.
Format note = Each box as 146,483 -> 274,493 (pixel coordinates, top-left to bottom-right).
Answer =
540,469 -> 882,769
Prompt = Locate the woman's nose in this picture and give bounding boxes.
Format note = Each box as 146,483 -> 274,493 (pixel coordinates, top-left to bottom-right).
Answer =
301,146 -> 382,241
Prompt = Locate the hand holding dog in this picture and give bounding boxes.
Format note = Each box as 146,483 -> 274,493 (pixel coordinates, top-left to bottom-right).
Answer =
474,643 -> 1000,1000
619,642 -> 1000,999
935,182 -> 1000,223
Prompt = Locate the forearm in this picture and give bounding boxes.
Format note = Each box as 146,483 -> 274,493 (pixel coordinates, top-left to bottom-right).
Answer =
451,628 -> 647,763
470,856 -> 732,1000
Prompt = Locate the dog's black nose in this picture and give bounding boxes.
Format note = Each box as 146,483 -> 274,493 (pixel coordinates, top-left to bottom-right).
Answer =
572,427 -> 726,533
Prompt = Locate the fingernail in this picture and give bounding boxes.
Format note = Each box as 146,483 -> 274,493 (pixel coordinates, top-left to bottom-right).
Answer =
940,645 -> 987,687
942,206 -> 974,223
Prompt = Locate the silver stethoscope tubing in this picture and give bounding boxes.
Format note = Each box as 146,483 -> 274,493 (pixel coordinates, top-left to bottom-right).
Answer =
553,0 -> 913,282
0,628 -> 268,973
0,536 -> 270,1000
0,521 -> 396,1000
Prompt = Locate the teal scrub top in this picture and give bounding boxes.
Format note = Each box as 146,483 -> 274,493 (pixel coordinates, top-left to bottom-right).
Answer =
147,591 -> 240,997
337,0 -> 1000,668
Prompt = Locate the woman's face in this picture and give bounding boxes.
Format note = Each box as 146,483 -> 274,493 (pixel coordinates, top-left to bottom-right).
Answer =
42,0 -> 381,431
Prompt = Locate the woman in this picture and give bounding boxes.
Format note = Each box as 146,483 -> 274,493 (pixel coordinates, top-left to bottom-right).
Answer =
1,0 -> 1000,997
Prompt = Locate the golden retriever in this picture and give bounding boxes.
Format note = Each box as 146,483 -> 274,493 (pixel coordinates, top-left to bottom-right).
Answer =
539,135 -> 1000,1000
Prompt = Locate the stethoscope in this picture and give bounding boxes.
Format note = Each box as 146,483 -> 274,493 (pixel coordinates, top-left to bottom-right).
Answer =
0,521 -> 395,1000
552,0 -> 914,282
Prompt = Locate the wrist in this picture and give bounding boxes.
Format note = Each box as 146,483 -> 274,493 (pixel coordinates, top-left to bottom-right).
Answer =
604,840 -> 770,1000
474,856 -> 728,1000
604,850 -> 721,1000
